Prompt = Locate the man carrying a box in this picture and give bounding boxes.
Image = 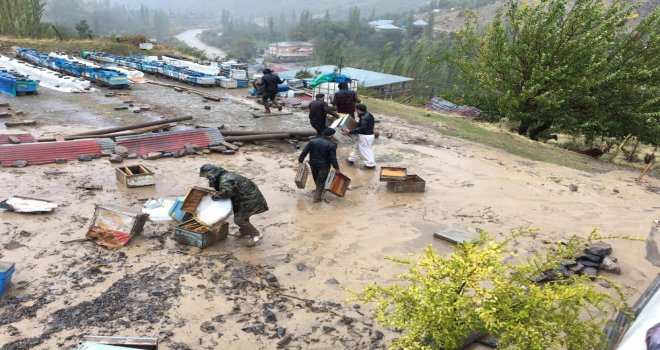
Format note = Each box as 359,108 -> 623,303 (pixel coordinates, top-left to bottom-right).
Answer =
343,103 -> 376,170
199,164 -> 269,246
331,81 -> 360,117
309,93 -> 340,136
261,68 -> 283,114
298,128 -> 340,202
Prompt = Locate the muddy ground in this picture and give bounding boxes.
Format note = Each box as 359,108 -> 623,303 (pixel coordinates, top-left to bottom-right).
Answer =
1,78 -> 659,349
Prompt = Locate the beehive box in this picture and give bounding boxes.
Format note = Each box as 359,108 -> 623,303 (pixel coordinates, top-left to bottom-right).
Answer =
324,169 -> 351,197
380,167 -> 407,182
168,196 -> 191,222
330,115 -> 358,143
181,187 -> 214,213
86,204 -> 149,249
0,262 -> 15,298
115,165 -> 155,188
386,175 -> 426,193
295,163 -> 309,189
172,220 -> 228,248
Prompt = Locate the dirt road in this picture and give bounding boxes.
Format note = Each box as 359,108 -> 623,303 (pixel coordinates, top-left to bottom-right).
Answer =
0,79 -> 658,349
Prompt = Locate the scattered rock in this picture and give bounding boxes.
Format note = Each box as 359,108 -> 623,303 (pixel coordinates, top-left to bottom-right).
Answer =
586,241 -> 612,257
340,316 -> 355,325
200,321 -> 216,333
580,266 -> 598,279
276,334 -> 292,348
126,153 -> 137,159
322,326 -> 336,333
114,106 -> 128,111
8,136 -> 21,144
204,105 -> 211,110
78,155 -> 93,162
242,323 -> 265,335
210,146 -> 227,153
13,160 -> 28,167
569,184 -> 579,192
295,263 -> 307,271
325,278 -> 339,285
4,240 -> 26,250
276,327 -> 286,337
173,150 -> 186,158
146,152 -> 162,160
202,149 -> 211,154
195,151 -> 204,156
54,158 -> 67,164
233,142 -> 244,147
600,256 -> 621,274
580,253 -> 604,264
263,309 -> 277,323
109,155 -> 124,164
133,109 -> 142,113
222,150 -> 236,155
569,262 -> 584,273
371,330 -> 384,341
613,189 -> 620,193
115,146 -> 129,156
101,150 -> 113,157
184,144 -> 196,155
576,259 -> 601,268
561,261 -> 578,268
264,272 -> 278,284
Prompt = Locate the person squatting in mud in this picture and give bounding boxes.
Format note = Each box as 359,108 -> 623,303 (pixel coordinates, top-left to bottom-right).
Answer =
199,164 -> 269,246
298,127 -> 340,202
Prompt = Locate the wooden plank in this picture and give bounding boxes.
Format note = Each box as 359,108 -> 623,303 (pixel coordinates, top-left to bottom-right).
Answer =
218,140 -> 239,151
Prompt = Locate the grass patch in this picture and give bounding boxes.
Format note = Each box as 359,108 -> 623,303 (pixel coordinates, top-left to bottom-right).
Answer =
364,97 -> 606,172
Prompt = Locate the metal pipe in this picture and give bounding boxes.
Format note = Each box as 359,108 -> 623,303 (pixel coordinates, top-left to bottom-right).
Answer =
218,129 -> 317,136
71,116 -> 193,136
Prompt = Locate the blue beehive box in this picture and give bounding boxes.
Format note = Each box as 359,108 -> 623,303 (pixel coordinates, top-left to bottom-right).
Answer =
236,80 -> 249,88
168,196 -> 191,222
0,262 -> 15,298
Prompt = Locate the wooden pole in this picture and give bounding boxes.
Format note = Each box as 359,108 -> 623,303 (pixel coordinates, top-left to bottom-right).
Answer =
70,116 -> 192,136
636,159 -> 655,183
609,134 -> 632,162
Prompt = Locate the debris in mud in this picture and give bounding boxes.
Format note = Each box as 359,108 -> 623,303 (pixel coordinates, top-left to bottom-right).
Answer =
0,196 -> 57,213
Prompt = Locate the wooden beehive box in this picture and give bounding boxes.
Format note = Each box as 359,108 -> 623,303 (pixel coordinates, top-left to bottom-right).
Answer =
386,175 -> 426,193
172,220 -> 228,248
379,167 -> 407,182
86,204 -> 149,249
295,163 -> 309,189
115,165 -> 155,188
324,169 -> 351,197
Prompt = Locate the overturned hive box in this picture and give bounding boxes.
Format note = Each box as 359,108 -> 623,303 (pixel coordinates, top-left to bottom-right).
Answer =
87,204 -> 149,249
324,169 -> 351,197
116,165 -> 155,188
386,175 -> 426,193
330,115 -> 358,143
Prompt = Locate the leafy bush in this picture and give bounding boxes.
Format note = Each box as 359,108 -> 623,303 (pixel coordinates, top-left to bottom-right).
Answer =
351,229 -> 627,350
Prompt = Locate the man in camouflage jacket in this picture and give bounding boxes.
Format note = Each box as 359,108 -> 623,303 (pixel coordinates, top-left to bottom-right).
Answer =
200,164 -> 269,246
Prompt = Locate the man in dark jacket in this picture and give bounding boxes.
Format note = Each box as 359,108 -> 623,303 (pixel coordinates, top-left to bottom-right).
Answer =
308,93 -> 340,136
331,81 -> 360,117
199,164 -> 269,246
261,68 -> 283,113
343,103 -> 376,169
298,128 -> 340,202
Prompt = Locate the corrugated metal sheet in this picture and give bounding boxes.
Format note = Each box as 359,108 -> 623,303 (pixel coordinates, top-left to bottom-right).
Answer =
115,128 -> 224,156
0,139 -> 106,166
0,134 -> 36,145
280,65 -> 414,88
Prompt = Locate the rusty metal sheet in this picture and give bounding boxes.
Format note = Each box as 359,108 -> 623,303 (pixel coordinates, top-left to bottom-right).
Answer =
0,139 -> 114,166
0,134 -> 36,145
115,128 -> 223,156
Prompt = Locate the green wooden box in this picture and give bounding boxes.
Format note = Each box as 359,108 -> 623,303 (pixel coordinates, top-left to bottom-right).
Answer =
172,220 -> 228,248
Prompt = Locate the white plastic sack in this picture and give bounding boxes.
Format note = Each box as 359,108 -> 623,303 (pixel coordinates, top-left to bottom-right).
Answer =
1,55 -> 92,93
141,199 -> 175,221
0,197 -> 58,213
194,195 -> 232,227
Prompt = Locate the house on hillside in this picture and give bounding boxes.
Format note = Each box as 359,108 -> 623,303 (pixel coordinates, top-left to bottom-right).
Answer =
280,65 -> 414,99
368,19 -> 394,27
268,42 -> 314,63
374,24 -> 403,32
413,19 -> 429,27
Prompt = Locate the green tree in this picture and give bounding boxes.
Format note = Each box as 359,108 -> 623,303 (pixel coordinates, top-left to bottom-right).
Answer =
352,229 -> 627,350
0,0 -> 45,37
453,0 -> 659,144
74,19 -> 92,38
